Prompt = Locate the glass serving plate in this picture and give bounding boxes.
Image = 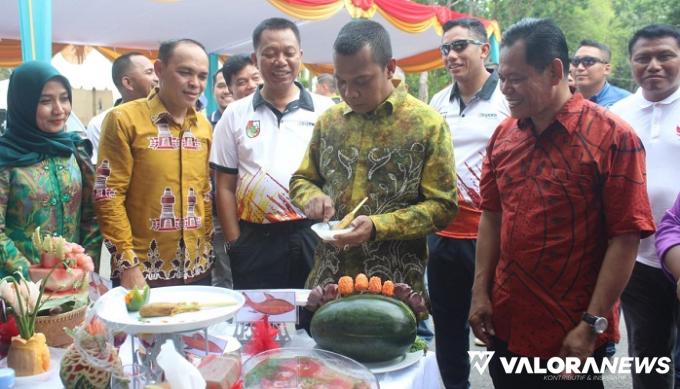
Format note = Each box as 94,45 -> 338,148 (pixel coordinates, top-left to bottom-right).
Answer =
242,347 -> 379,389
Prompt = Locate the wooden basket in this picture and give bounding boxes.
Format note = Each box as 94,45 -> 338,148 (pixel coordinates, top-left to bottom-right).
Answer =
35,305 -> 88,347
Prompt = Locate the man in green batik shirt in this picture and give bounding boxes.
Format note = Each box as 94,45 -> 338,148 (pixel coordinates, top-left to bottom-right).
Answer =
290,20 -> 458,293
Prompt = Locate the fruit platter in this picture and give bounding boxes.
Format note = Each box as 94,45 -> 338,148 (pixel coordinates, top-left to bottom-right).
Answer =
94,285 -> 245,334
242,348 -> 378,389
306,274 -> 428,363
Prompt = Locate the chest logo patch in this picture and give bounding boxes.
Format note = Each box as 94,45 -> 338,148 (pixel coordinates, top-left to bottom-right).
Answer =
246,120 -> 261,138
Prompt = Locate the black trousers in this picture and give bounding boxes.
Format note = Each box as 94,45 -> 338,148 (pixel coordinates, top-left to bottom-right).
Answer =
621,261 -> 679,389
230,220 -> 317,289
488,337 -> 607,389
427,235 -> 476,389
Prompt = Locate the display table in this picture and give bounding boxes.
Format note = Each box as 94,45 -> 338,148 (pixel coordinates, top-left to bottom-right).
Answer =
4,325 -> 441,388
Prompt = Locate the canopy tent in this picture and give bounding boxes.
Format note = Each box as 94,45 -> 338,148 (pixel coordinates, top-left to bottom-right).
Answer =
0,0 -> 501,72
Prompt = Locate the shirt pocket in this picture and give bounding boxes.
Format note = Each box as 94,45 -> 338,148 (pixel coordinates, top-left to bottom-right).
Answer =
536,167 -> 597,206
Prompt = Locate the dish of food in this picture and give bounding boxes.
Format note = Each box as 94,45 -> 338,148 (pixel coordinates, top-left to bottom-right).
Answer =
243,348 -> 378,389
310,221 -> 353,241
95,286 -> 244,334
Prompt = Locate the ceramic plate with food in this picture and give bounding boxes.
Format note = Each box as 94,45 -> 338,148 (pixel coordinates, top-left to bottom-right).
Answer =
95,286 -> 244,334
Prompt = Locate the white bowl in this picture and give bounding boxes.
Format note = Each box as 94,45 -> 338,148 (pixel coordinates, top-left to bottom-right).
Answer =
310,221 -> 354,241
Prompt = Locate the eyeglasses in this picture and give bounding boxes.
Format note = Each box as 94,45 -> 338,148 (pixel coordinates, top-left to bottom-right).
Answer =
440,39 -> 485,56
571,56 -> 607,67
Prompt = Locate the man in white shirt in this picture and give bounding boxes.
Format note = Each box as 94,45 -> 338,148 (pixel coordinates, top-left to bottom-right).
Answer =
428,18 -> 509,389
86,53 -> 157,162
611,24 -> 680,389
210,18 -> 334,289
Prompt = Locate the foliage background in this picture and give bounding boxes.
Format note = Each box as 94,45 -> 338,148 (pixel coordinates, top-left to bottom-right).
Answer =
407,0 -> 680,100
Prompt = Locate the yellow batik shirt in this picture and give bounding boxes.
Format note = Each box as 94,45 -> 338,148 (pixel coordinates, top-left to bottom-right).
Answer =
94,90 -> 213,286
290,89 -> 458,293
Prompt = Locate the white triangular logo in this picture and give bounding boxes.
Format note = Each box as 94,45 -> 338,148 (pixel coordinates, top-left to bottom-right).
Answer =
468,351 -> 495,374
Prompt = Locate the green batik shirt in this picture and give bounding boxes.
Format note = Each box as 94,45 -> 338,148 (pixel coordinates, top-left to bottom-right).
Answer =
290,89 -> 458,293
0,153 -> 101,278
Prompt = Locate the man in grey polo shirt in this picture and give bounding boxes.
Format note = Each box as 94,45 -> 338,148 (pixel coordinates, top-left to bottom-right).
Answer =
428,18 -> 509,389
210,18 -> 334,289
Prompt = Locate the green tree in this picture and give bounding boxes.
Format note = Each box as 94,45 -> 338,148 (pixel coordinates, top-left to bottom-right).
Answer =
409,0 -> 680,96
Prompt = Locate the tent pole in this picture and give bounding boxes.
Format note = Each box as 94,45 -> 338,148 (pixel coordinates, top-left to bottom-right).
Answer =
18,0 -> 52,63
206,53 -> 219,117
489,34 -> 499,65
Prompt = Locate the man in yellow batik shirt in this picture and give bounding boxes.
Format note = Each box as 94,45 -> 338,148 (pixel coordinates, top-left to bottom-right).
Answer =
95,39 -> 213,289
290,20 -> 458,294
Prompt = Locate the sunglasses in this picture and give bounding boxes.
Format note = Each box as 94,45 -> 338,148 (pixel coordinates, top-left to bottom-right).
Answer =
571,56 -> 607,67
440,39 -> 484,56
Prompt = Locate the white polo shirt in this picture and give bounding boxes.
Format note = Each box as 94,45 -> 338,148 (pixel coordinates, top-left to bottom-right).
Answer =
429,71 -> 510,238
86,108 -> 113,164
611,86 -> 680,268
210,83 -> 334,224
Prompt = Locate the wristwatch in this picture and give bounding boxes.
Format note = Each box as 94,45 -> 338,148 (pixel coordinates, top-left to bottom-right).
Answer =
581,312 -> 608,334
223,237 -> 238,252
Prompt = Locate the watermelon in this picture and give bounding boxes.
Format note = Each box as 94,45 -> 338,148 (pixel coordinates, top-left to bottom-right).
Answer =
29,265 -> 85,292
310,294 -> 416,363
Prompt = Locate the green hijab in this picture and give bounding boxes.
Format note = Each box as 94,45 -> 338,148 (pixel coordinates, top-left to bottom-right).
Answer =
0,61 -> 90,169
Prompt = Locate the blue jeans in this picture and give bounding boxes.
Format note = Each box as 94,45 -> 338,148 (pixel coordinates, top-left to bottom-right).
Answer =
427,235 -> 476,389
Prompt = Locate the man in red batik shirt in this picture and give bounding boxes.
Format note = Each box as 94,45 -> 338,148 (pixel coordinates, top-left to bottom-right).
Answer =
469,18 -> 655,388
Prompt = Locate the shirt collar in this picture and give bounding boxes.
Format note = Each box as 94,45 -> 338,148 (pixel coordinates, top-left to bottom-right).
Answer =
636,85 -> 680,108
252,81 -> 314,111
589,81 -> 610,103
449,70 -> 499,102
342,87 -> 404,116
518,93 -> 584,135
148,87 -> 199,126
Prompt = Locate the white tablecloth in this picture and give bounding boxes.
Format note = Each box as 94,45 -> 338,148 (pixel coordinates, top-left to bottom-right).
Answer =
7,326 -> 441,388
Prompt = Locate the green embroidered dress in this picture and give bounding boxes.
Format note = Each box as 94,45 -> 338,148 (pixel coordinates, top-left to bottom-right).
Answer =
0,61 -> 100,279
290,89 -> 458,292
0,154 -> 100,278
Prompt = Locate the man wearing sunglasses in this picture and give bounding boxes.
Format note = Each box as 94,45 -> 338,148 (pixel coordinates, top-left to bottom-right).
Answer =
428,18 -> 509,389
573,39 -> 630,108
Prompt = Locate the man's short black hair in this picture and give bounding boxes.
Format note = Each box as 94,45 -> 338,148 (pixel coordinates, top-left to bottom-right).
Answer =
578,39 -> 611,62
221,54 -> 256,86
252,18 -> 300,50
157,38 -> 207,63
442,18 -> 487,43
501,18 -> 569,77
628,24 -> 680,56
111,52 -> 144,89
333,19 -> 392,68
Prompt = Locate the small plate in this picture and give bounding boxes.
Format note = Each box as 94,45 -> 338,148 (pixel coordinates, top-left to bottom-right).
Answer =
363,351 -> 424,374
311,221 -> 353,241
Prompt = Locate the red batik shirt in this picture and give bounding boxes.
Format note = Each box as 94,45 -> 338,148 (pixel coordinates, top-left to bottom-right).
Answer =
479,94 -> 655,358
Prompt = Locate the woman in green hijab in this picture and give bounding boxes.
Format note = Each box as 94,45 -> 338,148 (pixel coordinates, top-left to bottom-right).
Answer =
0,61 -> 101,278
